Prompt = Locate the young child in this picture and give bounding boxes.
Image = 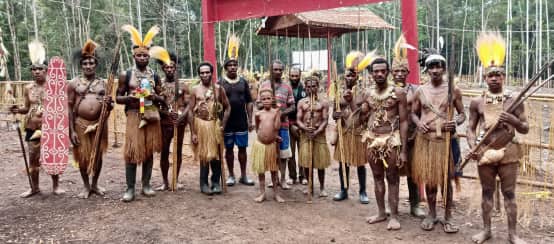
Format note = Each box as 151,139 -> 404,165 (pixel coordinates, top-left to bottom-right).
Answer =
251,88 -> 284,203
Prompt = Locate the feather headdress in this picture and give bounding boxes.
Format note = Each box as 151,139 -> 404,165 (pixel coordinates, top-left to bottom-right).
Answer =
121,25 -> 160,53
149,46 -> 171,65
28,40 -> 47,67
392,34 -> 417,70
227,34 -> 240,60
72,39 -> 100,65
357,49 -> 377,72
345,51 -> 363,72
476,31 -> 506,74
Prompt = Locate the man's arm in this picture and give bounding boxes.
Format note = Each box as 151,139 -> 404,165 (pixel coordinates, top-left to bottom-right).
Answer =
11,85 -> 31,114
295,99 -> 307,131
410,88 -> 428,133
315,100 -> 329,136
397,90 -> 409,155
116,72 -> 133,105
220,86 -> 231,130
67,81 -> 79,145
466,99 -> 480,149
280,86 -> 296,116
453,87 -> 466,126
178,84 -> 191,124
500,100 -> 529,134
188,86 -> 197,142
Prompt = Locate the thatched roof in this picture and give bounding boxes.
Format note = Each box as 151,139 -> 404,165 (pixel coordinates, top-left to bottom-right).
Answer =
256,8 -> 394,38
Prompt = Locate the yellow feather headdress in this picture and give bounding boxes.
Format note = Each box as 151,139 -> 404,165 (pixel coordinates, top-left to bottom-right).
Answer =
357,49 -> 377,72
345,51 -> 363,72
476,31 -> 506,74
392,34 -> 416,70
28,40 -> 46,67
149,46 -> 171,65
121,24 -> 160,53
227,34 -> 240,60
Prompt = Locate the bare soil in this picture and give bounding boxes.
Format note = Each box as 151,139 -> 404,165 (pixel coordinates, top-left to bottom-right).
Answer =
0,127 -> 553,244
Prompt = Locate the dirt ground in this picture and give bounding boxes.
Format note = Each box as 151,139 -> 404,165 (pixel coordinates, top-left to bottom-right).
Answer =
1,127 -> 553,244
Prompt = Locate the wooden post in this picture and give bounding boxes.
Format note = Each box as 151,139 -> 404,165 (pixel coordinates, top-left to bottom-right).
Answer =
401,0 -> 420,84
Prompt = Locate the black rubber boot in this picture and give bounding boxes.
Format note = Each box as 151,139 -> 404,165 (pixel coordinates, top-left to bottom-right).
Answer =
141,159 -> 155,196
123,164 -> 137,202
210,160 -> 222,194
333,164 -> 349,201
199,165 -> 212,195
358,166 -> 369,204
408,176 -> 425,218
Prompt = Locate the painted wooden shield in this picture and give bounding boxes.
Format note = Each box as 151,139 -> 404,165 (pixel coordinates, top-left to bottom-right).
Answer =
40,56 -> 69,175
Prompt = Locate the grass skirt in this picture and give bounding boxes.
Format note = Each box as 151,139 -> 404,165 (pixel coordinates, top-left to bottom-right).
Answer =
192,117 -> 222,165
124,111 -> 162,164
411,133 -> 453,187
333,129 -> 367,167
73,117 -> 107,174
299,132 -> 331,169
250,139 -> 279,174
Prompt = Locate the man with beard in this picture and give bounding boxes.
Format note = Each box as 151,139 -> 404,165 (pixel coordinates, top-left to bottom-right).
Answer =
361,57 -> 408,230
117,25 -> 164,202
155,52 -> 190,191
10,40 -> 65,197
391,35 -> 426,217
257,60 -> 295,190
189,62 -> 231,195
288,66 -> 306,185
411,54 -> 465,233
468,32 -> 528,244
219,35 -> 254,186
332,51 -> 370,204
68,39 -> 112,198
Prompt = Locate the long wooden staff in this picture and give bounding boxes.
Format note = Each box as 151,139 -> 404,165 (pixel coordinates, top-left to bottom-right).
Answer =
459,60 -> 554,171
213,81 -> 227,193
170,78 -> 180,191
442,69 -> 454,203
307,93 -> 314,203
333,63 -> 348,190
89,37 -> 121,175
9,92 -> 33,190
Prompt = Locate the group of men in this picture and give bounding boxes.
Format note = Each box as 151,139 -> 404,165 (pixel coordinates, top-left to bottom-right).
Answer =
10,26 -> 527,243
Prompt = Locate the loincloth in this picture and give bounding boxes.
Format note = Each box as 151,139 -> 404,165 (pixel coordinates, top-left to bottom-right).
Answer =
478,140 -> 523,166
299,132 -> 331,169
192,117 -> 222,165
333,129 -> 367,167
73,117 -> 108,174
362,130 -> 401,168
124,110 -> 162,164
411,132 -> 453,187
250,138 -> 279,174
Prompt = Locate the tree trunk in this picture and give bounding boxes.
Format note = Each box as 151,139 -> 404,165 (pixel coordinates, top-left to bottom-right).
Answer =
6,1 -> 21,81
185,0 -> 193,78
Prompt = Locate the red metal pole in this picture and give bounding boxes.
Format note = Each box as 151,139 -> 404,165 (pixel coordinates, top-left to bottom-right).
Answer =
202,0 -> 218,81
401,0 -> 420,84
327,31 -> 332,92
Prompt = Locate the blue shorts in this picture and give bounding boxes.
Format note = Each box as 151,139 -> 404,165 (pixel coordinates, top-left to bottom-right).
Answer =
224,131 -> 249,148
279,128 -> 292,158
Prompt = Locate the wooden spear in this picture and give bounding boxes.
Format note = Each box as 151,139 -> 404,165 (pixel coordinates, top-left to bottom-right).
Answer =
89,37 -> 121,175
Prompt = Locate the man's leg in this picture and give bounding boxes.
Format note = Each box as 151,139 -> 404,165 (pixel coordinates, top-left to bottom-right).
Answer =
78,160 -> 91,198
20,141 -> 41,198
317,169 -> 327,197
141,156 -> 155,196
358,166 -> 369,204
367,160 -> 387,224
421,185 -> 439,231
499,163 -> 526,244
199,162 -> 212,195
290,133 -> 300,184
224,132 -> 236,186
210,159 -> 222,194
173,123 -> 186,189
443,169 -> 459,233
90,158 -> 105,195
333,163 -> 349,201
385,155 -> 401,230
408,176 -> 425,217
279,158 -> 290,189
157,126 -> 173,191
254,173 -> 266,202
238,147 -> 254,185
122,163 -> 137,202
271,171 -> 284,203
472,164 -> 496,243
